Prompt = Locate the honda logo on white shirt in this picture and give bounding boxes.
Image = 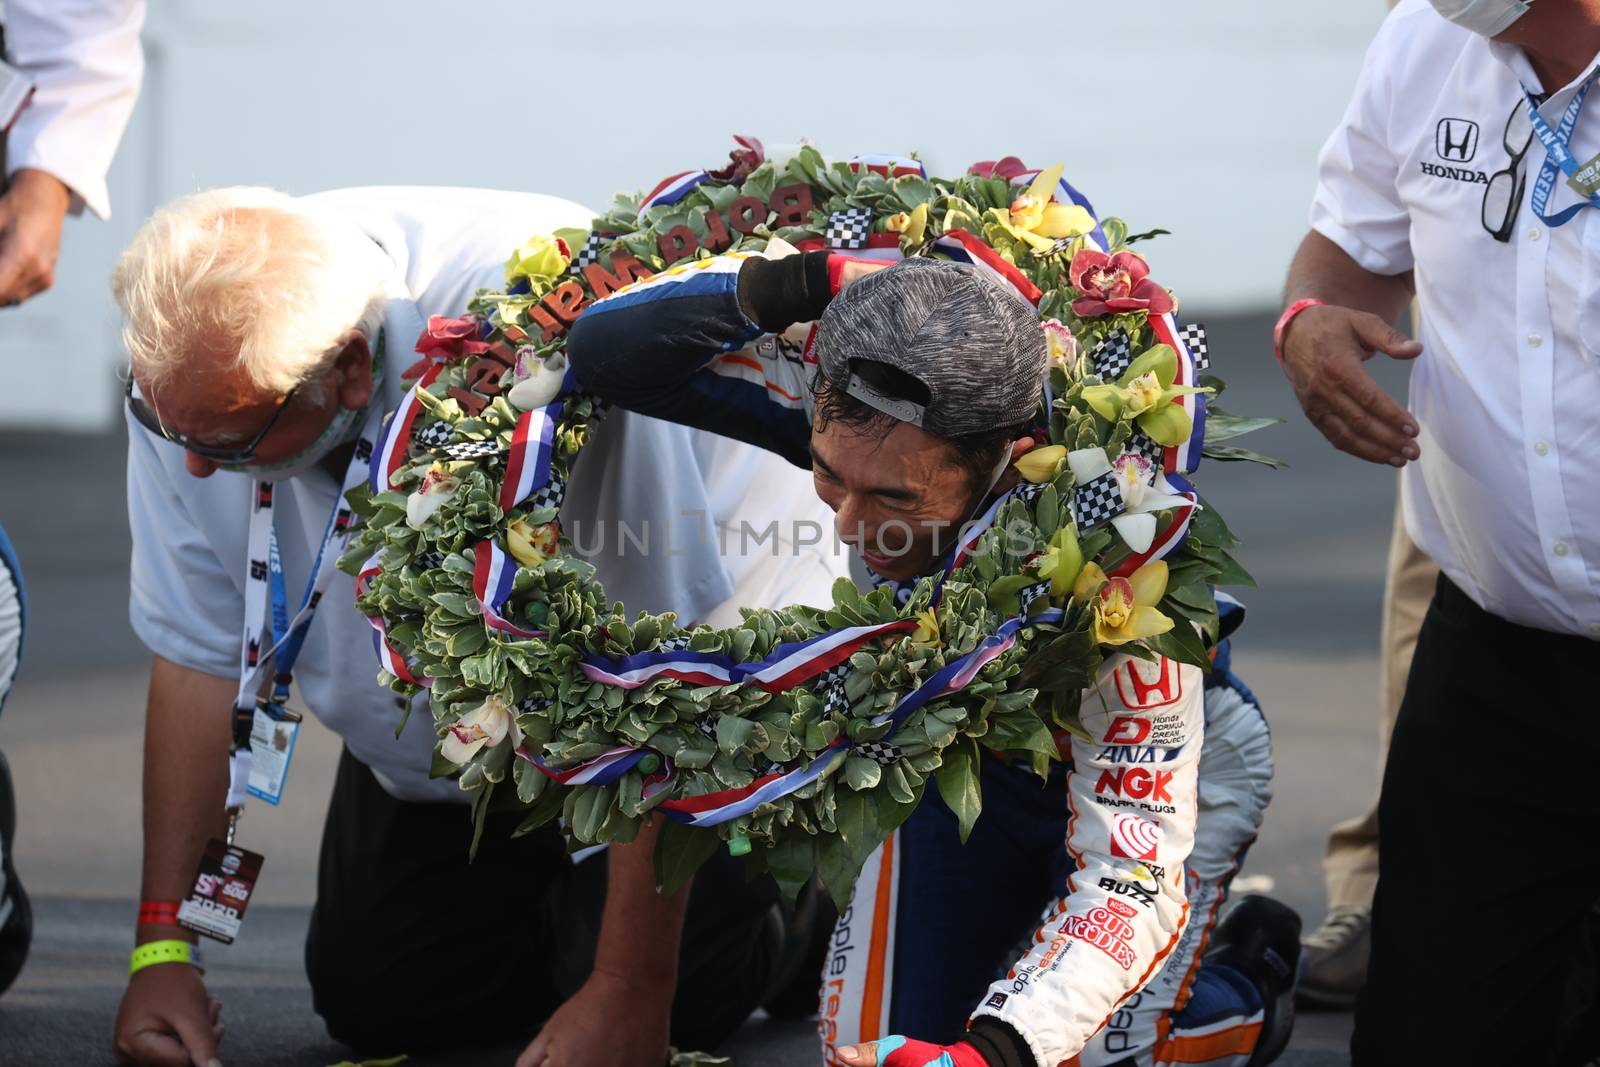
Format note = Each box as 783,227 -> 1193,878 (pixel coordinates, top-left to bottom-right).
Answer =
1436,118 -> 1480,163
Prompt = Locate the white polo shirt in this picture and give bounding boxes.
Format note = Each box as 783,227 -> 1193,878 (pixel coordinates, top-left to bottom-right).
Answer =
127,187 -> 844,802
3,0 -> 145,219
1311,0 -> 1600,639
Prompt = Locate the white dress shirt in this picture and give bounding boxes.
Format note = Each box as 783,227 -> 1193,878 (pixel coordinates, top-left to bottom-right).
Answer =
2,0 -> 144,219
126,187 -> 844,802
1311,0 -> 1600,639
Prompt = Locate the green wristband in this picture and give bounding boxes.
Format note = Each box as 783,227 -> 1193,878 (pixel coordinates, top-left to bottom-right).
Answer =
129,938 -> 202,976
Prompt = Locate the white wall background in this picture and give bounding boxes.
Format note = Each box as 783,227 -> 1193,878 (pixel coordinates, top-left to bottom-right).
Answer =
0,0 -> 1387,430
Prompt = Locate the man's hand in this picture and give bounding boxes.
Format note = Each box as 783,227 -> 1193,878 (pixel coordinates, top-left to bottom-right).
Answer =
836,1036 -> 988,1067
0,168 -> 71,306
515,971 -> 671,1067
1279,303 -> 1423,467
112,962 -> 224,1067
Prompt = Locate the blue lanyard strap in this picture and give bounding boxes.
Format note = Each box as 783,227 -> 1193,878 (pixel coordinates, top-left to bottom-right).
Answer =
265,496 -> 342,703
1525,74 -> 1600,227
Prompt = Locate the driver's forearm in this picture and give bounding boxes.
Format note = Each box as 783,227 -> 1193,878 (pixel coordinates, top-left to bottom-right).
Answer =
137,655 -> 235,946
591,819 -> 689,984
1283,229 -> 1414,323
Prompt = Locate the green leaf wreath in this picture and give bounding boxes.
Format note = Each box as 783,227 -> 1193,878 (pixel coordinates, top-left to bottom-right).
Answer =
337,143 -> 1277,901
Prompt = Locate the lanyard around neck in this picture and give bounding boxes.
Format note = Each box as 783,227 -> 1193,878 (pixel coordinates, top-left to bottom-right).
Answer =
1525,72 -> 1600,226
227,340 -> 385,812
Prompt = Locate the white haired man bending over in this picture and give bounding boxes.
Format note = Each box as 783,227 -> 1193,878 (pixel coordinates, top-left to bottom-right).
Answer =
108,186 -> 842,1067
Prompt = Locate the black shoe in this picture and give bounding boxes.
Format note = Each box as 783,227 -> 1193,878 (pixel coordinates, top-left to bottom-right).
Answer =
0,749 -> 32,996
762,877 -> 836,1021
1203,895 -> 1301,1067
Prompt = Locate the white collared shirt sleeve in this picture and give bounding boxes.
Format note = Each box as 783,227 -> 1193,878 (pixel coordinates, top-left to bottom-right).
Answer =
3,0 -> 145,219
1309,7 -> 1415,276
125,411 -> 242,679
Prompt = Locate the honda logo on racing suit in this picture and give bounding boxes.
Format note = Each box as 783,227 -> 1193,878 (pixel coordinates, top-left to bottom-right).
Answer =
1112,656 -> 1183,710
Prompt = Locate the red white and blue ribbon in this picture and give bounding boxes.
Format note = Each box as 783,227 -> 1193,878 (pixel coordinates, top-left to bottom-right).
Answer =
570,605 -> 1065,828
1149,311 -> 1206,476
638,170 -> 710,220
472,539 -> 547,640
355,553 -> 430,687
526,746 -> 648,786
931,230 -> 1043,305
498,401 -> 563,512
579,618 -> 919,692
370,363 -> 443,494
795,233 -> 905,263
848,153 -> 927,179
656,748 -> 847,827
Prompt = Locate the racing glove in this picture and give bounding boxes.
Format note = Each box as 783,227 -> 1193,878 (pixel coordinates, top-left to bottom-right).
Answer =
840,1035 -> 990,1067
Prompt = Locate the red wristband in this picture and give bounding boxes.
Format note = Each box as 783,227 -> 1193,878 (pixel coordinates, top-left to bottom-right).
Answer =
1273,298 -> 1326,366
137,900 -> 182,926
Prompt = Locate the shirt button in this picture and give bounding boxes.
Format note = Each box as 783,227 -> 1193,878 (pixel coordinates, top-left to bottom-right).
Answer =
1527,225 -> 1543,241
1527,332 -> 1544,347
1554,542 -> 1570,557
1534,440 -> 1550,456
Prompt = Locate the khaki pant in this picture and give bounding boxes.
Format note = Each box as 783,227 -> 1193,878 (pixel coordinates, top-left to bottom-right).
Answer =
1321,489 -> 1438,909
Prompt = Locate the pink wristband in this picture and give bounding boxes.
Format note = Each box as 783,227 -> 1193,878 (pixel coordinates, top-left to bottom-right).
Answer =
1273,298 -> 1326,366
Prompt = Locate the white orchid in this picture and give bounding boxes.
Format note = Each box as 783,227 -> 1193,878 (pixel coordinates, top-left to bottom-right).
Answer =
1067,446 -> 1198,554
506,348 -> 567,411
405,464 -> 461,530
441,693 -> 522,765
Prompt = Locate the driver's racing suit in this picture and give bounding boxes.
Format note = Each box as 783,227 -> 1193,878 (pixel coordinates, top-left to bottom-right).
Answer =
565,249 -> 1275,1066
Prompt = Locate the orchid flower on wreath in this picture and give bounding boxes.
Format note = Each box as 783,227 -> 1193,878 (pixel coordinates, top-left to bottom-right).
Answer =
1067,447 -> 1197,555
1081,343 -> 1211,448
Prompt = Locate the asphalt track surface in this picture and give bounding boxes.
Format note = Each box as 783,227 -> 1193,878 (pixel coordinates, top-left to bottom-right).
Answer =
0,311 -> 1409,1065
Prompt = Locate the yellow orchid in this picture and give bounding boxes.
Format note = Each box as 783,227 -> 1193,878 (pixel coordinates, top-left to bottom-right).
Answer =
506,518 -> 560,567
1036,524 -> 1084,601
910,607 -> 942,648
1080,344 -> 1212,448
504,234 -> 571,286
1072,561 -> 1174,646
884,202 -> 929,245
990,164 -> 1096,253
1014,444 -> 1067,484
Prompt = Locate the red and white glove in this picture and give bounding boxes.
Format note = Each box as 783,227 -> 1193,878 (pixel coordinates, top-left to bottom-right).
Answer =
836,1035 -> 989,1067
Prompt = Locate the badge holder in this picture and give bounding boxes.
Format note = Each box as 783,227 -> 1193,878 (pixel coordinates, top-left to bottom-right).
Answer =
246,687 -> 303,806
176,704 -> 266,945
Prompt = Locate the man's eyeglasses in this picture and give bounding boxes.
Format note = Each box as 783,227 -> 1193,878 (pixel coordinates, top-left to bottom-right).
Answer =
124,375 -> 298,464
1482,96 -> 1541,242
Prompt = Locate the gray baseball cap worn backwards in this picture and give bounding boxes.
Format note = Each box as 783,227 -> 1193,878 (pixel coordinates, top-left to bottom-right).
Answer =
814,257 -> 1048,438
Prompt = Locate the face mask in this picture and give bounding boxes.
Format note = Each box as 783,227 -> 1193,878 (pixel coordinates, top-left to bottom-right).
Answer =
1428,0 -> 1534,37
219,361 -> 383,483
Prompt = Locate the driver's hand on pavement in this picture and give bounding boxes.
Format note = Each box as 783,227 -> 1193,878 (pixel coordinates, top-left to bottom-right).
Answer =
112,961 -> 225,1067
0,168 -> 71,307
515,970 -> 671,1067
1278,302 -> 1423,467
836,1035 -> 989,1067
